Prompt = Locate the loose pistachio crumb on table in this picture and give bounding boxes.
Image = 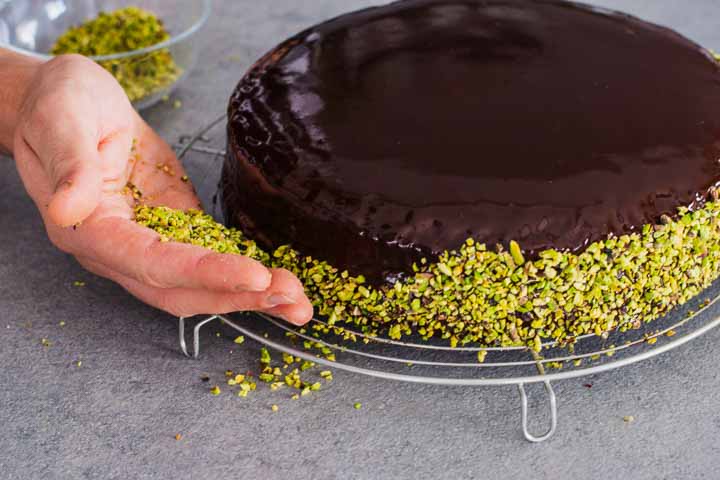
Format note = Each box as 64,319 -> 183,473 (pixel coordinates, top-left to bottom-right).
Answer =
354,402 -> 362,410
135,200 -> 720,350
260,347 -> 271,365
209,385 -> 221,396
51,7 -> 181,103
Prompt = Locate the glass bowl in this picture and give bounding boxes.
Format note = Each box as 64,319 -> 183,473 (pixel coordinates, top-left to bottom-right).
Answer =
0,0 -> 212,110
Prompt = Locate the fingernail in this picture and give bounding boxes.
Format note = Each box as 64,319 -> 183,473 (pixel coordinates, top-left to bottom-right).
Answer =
266,294 -> 296,308
276,313 -> 304,326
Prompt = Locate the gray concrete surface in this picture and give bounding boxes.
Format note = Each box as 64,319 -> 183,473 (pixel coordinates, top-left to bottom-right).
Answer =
2,1 -> 720,479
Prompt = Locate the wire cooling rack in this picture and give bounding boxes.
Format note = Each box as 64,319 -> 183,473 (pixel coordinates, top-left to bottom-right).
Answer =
172,115 -> 720,443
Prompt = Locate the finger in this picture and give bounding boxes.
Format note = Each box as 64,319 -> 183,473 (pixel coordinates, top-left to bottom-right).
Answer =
98,129 -> 135,190
263,302 -> 315,326
13,134 -> 53,208
260,269 -> 315,326
76,258 -> 309,320
69,216 -> 272,292
21,99 -> 106,227
47,153 -> 104,227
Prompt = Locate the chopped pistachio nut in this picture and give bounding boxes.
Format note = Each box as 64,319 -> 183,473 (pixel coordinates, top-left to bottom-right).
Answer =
233,336 -> 245,345
477,351 -> 488,363
135,201 -> 720,349
258,373 -> 275,383
73,281 -> 86,287
284,369 -> 302,389
320,370 -> 333,381
123,182 -> 143,202
354,402 -> 362,410
271,404 -> 279,412
260,347 -> 271,365
623,415 -> 635,423
51,7 -> 181,102
156,163 -> 175,176
41,338 -> 51,347
209,386 -> 221,396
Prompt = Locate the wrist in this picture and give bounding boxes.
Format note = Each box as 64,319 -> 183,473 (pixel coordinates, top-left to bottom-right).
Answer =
0,49 -> 43,153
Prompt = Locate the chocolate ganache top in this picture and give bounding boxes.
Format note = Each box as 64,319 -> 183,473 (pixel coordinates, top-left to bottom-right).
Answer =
224,0 -> 720,282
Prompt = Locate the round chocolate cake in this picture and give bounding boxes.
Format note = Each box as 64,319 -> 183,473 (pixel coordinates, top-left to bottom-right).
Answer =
223,0 -> 720,283
215,0 -> 720,347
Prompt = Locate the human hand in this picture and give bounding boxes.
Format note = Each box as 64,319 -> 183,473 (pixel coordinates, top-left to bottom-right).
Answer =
8,53 -> 313,325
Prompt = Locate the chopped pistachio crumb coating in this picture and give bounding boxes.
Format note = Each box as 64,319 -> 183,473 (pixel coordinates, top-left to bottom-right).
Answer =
51,7 -> 180,102
134,200 -> 720,351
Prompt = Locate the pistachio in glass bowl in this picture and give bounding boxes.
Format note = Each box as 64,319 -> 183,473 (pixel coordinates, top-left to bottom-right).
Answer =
0,0 -> 211,110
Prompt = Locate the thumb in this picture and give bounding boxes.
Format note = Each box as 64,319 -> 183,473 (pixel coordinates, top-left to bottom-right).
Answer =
45,139 -> 104,227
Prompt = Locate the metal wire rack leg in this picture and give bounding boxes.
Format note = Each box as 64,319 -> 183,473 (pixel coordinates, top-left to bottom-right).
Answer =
518,381 -> 558,443
176,314 -> 562,442
178,315 -> 219,358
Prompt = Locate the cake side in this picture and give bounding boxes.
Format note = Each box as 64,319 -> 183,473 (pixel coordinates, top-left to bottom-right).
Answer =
137,196 -> 720,350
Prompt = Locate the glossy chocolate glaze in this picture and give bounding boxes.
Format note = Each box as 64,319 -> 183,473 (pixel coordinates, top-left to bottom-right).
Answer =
223,0 -> 720,282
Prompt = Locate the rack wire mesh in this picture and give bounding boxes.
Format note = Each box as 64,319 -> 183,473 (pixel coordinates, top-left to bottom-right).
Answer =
172,115 -> 720,443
